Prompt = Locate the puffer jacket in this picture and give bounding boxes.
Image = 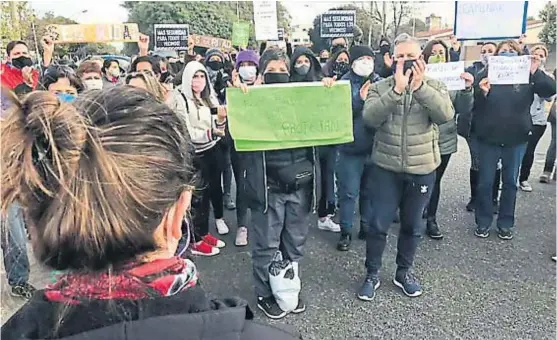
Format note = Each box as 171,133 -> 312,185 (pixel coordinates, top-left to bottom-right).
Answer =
438,88 -> 474,155
363,76 -> 454,175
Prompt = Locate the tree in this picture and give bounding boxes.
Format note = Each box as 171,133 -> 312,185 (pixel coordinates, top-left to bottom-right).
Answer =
389,1 -> 412,37
539,2 -> 556,47
1,1 -> 33,43
397,18 -> 427,37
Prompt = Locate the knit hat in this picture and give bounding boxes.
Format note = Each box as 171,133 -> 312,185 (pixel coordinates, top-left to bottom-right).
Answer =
349,45 -> 374,66
259,48 -> 290,73
235,49 -> 260,70
205,48 -> 225,63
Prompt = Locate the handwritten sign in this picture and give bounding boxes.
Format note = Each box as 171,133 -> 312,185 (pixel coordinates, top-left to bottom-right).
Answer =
154,24 -> 189,51
426,61 -> 465,91
232,22 -> 250,48
454,1 -> 527,40
488,56 -> 531,85
320,10 -> 356,38
190,34 -> 232,50
253,1 -> 278,41
45,24 -> 139,43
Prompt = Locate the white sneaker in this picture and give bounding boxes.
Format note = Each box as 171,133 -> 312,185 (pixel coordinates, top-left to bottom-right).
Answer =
216,219 -> 229,235
235,227 -> 248,247
519,181 -> 533,192
317,217 -> 341,232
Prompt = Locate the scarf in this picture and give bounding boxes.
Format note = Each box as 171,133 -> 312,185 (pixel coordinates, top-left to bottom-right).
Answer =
45,257 -> 198,305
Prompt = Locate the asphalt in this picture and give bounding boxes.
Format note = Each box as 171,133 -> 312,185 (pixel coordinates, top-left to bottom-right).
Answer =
1,135 -> 556,340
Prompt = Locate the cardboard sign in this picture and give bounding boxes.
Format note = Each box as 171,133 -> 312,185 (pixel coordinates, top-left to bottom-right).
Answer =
426,61 -> 465,91
253,1 -> 278,41
45,24 -> 139,43
154,24 -> 189,51
226,81 -> 353,152
190,34 -> 232,50
454,1 -> 527,40
320,10 -> 356,38
488,56 -> 531,85
232,22 -> 251,48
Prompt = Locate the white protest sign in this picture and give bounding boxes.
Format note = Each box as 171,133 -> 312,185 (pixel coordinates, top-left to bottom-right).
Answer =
454,1 -> 527,40
253,1 -> 278,41
488,56 -> 531,85
426,61 -> 465,91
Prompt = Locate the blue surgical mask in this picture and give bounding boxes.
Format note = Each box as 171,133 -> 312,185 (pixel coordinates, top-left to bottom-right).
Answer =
56,93 -> 76,103
498,51 -> 518,57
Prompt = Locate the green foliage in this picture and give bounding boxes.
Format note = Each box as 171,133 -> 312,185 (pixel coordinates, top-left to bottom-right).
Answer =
539,2 -> 556,46
1,2 -> 33,44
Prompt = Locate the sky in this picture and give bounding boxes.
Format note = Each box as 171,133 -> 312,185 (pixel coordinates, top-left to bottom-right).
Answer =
29,0 -> 548,29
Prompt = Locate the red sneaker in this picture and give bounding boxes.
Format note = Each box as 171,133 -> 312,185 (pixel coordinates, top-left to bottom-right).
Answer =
191,241 -> 220,257
202,233 -> 226,248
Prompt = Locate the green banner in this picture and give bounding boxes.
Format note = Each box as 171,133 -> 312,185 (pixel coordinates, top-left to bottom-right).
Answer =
226,81 -> 354,152
232,22 -> 250,48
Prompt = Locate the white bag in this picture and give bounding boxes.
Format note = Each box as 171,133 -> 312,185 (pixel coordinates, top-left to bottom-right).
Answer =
268,251 -> 301,312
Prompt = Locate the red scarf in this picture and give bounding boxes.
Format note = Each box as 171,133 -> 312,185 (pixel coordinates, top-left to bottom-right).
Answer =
45,257 -> 198,305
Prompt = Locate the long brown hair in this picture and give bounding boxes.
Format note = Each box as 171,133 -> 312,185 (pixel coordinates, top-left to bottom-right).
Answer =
1,87 -> 194,271
495,40 -> 522,55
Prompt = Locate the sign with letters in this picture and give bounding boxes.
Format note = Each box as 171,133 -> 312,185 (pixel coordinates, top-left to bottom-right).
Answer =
226,81 -> 353,151
190,34 -> 232,50
232,22 -> 250,48
320,10 -> 356,38
488,56 -> 531,85
426,62 -> 465,91
45,23 -> 140,43
253,1 -> 279,41
154,24 -> 189,51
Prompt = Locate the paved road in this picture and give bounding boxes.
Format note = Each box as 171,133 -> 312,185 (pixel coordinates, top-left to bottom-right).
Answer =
2,136 -> 556,340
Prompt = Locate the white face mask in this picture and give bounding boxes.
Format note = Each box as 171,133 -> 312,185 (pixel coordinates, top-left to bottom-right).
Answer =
84,78 -> 103,90
238,65 -> 257,82
352,58 -> 374,77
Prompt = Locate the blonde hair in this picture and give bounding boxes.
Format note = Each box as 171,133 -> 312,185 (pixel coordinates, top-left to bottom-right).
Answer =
531,44 -> 549,58
126,71 -> 168,102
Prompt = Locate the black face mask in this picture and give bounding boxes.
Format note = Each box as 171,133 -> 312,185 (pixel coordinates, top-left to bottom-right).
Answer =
332,61 -> 350,77
320,57 -> 328,64
331,44 -> 346,55
380,45 -> 391,55
11,56 -> 33,69
206,60 -> 223,71
264,72 -> 290,84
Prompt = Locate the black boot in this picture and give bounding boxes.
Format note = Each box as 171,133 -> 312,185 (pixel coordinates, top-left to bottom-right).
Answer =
358,228 -> 367,240
466,169 -> 479,212
337,233 -> 352,251
492,169 -> 501,215
426,218 -> 443,240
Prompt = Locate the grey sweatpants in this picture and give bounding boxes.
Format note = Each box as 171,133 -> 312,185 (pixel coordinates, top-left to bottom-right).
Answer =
250,186 -> 311,298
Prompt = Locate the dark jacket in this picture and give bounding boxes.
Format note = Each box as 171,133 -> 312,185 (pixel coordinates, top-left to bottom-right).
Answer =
0,286 -> 300,340
373,52 -> 393,79
473,68 -> 556,146
289,47 -> 322,82
339,70 -> 379,155
457,62 -> 486,138
322,49 -> 349,78
549,100 -> 556,125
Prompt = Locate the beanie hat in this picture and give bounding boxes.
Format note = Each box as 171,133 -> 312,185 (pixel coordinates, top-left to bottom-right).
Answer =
259,48 -> 290,74
349,45 -> 374,66
235,50 -> 260,70
205,48 -> 225,63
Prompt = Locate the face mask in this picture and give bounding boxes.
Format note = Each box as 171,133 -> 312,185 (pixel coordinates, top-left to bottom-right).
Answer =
56,93 -> 76,103
499,51 -> 518,57
392,60 -> 416,77
191,77 -> 206,93
320,57 -> 328,64
238,66 -> 257,82
109,68 -> 120,77
380,45 -> 390,55
352,59 -> 374,77
206,60 -> 223,71
83,79 -> 103,90
427,54 -> 446,64
11,56 -> 33,69
332,61 -> 350,77
264,72 -> 289,84
480,53 -> 490,65
294,64 -> 310,76
331,45 -> 346,55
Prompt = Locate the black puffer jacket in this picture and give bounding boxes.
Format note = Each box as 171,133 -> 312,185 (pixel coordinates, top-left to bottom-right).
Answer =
289,47 -> 322,82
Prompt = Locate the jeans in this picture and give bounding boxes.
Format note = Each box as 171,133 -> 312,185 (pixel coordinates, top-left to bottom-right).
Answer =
337,152 -> 373,233
365,165 -> 435,275
544,122 -> 556,173
466,136 -> 480,171
426,154 -> 452,220
1,202 -> 30,286
318,146 -> 338,217
520,125 -> 547,182
475,141 -> 527,231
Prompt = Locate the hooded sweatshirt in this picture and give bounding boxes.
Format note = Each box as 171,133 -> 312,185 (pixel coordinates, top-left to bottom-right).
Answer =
289,47 -> 322,82
166,61 -> 221,153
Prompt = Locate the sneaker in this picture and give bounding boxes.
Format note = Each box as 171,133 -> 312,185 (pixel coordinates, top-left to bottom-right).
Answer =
257,296 -> 287,319
552,254 -> 556,262
357,274 -> 380,301
497,229 -> 513,240
191,241 -> 220,256
224,194 -> 236,210
10,283 -> 36,299
317,217 -> 341,232
336,233 -> 352,251
426,219 -> 443,240
474,228 -> 490,238
393,272 -> 423,297
540,172 -> 552,183
358,228 -> 367,240
235,226 -> 248,247
519,181 -> 533,192
292,298 -> 306,314
215,219 -> 229,235
466,198 -> 475,212
202,233 -> 226,248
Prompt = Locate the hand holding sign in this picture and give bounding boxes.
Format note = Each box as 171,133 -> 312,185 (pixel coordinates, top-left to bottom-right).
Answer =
479,78 -> 491,96
322,76 -> 337,88
460,72 -> 474,89
41,36 -> 54,54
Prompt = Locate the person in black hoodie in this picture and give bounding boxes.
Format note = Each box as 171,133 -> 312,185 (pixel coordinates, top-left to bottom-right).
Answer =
322,48 -> 350,79
373,37 -> 393,78
0,87 -> 299,340
290,46 -> 323,83
473,40 -> 556,240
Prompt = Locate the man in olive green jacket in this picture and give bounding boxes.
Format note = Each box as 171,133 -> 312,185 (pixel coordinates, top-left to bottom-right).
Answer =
356,34 -> 454,302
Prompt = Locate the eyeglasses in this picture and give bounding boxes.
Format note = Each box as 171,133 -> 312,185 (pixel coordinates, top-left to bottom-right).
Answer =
125,69 -> 155,83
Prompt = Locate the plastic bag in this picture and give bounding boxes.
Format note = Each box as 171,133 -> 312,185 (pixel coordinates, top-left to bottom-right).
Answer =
268,251 -> 300,312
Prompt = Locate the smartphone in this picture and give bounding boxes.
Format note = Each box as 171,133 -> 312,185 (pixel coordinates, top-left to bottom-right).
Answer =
210,107 -> 218,115
396,60 -> 416,75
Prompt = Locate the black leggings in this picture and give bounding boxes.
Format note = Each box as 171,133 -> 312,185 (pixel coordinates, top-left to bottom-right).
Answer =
520,124 -> 547,182
426,154 -> 452,220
